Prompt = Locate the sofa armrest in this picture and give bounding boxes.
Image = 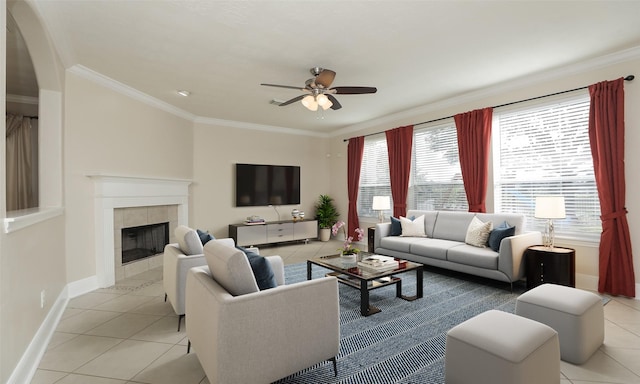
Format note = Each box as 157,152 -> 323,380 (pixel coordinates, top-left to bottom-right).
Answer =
186,267 -> 339,384
265,256 -> 285,286
498,231 -> 543,282
374,222 -> 392,251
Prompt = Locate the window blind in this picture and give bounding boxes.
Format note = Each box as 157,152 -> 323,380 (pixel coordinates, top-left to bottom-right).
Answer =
493,94 -> 601,240
409,123 -> 468,211
358,135 -> 392,217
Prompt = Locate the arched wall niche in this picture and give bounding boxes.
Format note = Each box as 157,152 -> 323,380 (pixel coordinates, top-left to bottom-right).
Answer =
6,0 -> 63,215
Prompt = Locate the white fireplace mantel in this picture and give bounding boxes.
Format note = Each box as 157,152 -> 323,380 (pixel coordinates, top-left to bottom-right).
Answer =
88,173 -> 191,288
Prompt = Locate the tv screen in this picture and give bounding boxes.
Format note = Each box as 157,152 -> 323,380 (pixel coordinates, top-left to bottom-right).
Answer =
235,163 -> 300,207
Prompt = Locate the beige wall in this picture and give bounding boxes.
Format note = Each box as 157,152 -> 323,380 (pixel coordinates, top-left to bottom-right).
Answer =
191,123 -> 330,238
63,72 -> 194,283
2,1 -> 67,382
329,57 -> 640,291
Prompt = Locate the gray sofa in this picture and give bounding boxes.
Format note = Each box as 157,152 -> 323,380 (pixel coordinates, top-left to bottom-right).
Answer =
374,210 -> 542,286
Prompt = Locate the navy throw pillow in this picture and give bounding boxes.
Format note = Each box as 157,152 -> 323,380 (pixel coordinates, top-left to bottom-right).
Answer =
236,246 -> 277,290
196,229 -> 215,245
487,221 -> 516,252
390,215 -> 415,236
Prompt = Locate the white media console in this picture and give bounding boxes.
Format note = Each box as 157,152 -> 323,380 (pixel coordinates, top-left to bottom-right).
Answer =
229,219 -> 318,247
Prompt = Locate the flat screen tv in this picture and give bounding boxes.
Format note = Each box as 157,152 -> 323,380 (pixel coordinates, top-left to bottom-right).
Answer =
235,163 -> 300,207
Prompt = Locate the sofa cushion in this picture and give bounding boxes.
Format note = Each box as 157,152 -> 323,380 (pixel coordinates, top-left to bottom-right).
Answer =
204,241 -> 259,296
400,215 -> 426,237
447,244 -> 499,269
488,221 -> 516,252
237,246 -> 277,290
432,211 -> 474,242
175,225 -> 204,255
476,213 -> 525,236
465,216 -> 493,248
406,210 -> 439,237
410,238 -> 461,261
380,236 -> 427,253
196,229 -> 215,245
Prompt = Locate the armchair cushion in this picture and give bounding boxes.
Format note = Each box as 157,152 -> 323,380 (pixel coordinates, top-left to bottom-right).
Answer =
204,241 -> 259,296
237,246 -> 277,290
175,225 -> 204,255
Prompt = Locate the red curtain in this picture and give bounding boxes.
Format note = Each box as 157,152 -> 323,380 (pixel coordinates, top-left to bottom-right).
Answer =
385,125 -> 414,217
347,137 -> 365,238
454,108 -> 493,213
589,78 -> 635,297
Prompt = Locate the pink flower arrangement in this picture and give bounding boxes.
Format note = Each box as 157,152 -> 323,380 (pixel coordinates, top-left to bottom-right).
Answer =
332,221 -> 364,255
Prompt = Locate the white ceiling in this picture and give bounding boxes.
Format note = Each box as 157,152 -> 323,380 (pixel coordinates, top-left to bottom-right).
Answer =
9,1 -> 640,134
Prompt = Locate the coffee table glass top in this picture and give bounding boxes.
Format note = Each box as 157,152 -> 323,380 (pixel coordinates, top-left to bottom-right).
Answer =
309,252 -> 420,279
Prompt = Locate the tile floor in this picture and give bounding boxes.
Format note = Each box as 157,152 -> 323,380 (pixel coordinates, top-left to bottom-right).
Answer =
31,240 -> 640,384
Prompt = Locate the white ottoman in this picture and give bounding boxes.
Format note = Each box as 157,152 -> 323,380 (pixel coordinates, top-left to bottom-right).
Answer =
516,283 -> 604,364
445,310 -> 560,384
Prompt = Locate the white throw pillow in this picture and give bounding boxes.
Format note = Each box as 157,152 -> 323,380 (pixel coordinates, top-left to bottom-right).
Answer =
465,216 -> 493,248
400,215 -> 426,237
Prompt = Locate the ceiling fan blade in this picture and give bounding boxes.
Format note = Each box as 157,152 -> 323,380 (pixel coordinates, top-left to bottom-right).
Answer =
331,86 -> 377,94
327,94 -> 342,110
315,69 -> 336,88
261,83 -> 305,91
278,95 -> 305,106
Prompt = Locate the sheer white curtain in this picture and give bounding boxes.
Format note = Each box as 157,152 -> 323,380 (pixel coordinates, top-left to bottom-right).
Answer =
6,113 -> 38,211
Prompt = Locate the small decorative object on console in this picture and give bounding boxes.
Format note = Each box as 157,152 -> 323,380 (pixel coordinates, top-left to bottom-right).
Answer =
244,216 -> 266,225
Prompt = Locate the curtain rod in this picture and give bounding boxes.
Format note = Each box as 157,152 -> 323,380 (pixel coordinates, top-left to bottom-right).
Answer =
343,75 -> 634,142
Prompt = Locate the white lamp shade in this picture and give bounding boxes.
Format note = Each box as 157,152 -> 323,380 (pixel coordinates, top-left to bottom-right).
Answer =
372,196 -> 391,210
534,196 -> 566,219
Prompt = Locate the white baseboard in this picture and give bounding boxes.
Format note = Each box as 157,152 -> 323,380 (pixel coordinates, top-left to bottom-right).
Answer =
6,287 -> 69,384
576,273 -> 640,300
576,273 -> 599,292
66,274 -> 99,299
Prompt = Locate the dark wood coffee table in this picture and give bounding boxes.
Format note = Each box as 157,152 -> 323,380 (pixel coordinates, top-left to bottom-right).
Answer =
307,253 -> 423,316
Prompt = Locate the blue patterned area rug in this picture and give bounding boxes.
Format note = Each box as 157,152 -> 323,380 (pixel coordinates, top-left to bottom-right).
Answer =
275,263 -> 526,384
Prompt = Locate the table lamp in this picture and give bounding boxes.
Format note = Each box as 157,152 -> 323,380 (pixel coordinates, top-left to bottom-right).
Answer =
372,196 -> 391,223
534,195 -> 566,248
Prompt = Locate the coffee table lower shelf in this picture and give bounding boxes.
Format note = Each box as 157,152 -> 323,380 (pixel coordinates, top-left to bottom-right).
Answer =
327,271 -> 420,316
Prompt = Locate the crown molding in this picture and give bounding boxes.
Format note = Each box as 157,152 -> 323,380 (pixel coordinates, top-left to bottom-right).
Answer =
332,45 -> 640,138
68,65 -> 328,138
193,116 -> 329,138
67,65 -> 197,121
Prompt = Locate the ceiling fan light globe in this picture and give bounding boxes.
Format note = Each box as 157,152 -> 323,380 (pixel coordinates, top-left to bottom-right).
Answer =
321,100 -> 333,110
301,95 -> 318,111
316,93 -> 329,106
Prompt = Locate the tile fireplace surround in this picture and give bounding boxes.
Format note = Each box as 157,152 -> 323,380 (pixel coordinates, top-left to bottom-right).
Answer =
88,174 -> 191,288
114,206 -> 176,281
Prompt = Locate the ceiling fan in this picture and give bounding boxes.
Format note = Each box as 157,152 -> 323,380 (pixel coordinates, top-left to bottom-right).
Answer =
261,67 -> 377,111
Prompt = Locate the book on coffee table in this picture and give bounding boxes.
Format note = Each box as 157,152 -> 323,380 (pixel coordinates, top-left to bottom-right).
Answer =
358,255 -> 399,272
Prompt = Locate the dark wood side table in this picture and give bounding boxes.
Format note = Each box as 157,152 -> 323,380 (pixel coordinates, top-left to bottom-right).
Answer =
368,227 -> 376,253
525,245 -> 576,290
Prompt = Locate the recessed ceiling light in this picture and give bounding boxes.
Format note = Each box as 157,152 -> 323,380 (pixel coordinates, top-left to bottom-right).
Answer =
177,90 -> 191,97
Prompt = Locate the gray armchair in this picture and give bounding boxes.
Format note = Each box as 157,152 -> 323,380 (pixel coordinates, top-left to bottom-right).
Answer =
163,225 -> 237,331
185,240 -> 340,384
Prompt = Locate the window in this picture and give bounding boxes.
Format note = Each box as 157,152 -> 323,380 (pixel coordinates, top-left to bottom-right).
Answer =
409,122 -> 468,211
493,93 -> 601,240
358,135 -> 392,218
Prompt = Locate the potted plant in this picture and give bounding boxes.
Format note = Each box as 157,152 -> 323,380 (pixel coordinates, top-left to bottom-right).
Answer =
315,194 -> 340,241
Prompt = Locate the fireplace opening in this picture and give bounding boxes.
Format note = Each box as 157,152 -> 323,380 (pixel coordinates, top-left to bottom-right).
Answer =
121,222 -> 169,264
